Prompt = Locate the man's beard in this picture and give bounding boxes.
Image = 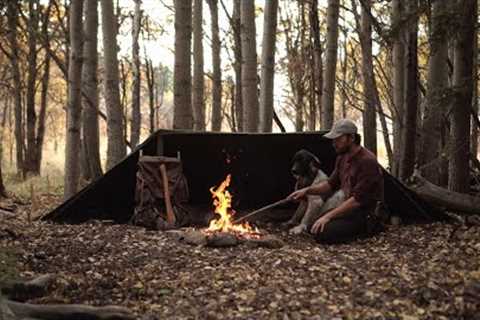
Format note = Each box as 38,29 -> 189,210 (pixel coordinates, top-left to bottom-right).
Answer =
335,144 -> 351,155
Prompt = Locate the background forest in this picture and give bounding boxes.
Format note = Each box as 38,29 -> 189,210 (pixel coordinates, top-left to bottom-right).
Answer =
0,0 -> 477,201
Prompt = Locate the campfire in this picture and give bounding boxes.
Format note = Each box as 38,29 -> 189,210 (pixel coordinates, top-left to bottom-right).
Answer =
168,175 -> 283,248
206,174 -> 261,239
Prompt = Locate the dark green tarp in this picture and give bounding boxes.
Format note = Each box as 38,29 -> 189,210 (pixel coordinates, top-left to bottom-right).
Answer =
43,130 -> 446,224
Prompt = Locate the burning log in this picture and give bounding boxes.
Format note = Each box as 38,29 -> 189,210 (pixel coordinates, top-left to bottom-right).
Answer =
166,175 -> 285,248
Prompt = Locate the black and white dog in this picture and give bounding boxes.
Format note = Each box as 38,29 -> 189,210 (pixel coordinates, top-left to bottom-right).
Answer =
285,149 -> 345,234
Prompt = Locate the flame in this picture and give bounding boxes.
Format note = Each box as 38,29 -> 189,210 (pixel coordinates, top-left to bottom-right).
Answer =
207,174 -> 258,235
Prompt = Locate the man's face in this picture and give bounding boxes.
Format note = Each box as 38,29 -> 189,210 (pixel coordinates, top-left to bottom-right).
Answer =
332,134 -> 353,154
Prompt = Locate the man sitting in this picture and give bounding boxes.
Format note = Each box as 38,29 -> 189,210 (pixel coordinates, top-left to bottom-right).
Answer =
287,119 -> 384,244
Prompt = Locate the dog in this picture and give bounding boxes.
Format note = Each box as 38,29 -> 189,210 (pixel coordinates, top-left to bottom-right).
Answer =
285,149 -> 345,235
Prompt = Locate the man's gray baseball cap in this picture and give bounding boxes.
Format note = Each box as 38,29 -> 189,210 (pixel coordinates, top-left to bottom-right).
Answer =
323,119 -> 358,139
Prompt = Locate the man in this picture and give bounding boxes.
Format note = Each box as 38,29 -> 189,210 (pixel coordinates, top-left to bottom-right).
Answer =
287,119 -> 384,244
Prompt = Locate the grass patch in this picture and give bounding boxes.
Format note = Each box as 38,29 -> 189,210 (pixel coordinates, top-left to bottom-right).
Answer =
3,163 -> 64,200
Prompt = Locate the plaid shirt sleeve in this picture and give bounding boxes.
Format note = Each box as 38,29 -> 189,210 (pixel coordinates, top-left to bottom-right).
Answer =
351,158 -> 383,207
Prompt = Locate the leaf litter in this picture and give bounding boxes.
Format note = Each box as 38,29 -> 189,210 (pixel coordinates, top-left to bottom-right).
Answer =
1,212 -> 479,319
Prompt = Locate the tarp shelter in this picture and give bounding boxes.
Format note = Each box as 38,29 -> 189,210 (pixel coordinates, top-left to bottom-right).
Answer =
43,130 -> 446,224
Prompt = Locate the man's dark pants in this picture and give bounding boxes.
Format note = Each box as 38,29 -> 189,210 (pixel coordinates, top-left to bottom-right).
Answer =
313,209 -> 368,244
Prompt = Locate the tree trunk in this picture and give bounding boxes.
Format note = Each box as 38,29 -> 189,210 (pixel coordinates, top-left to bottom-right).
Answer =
25,0 -> 40,175
82,0 -> 103,179
399,0 -> 418,181
119,59 -> 128,146
173,0 -> 193,129
357,0 -> 377,155
241,0 -> 259,132
420,0 -> 449,185
259,0 -> 278,133
321,0 -> 340,130
64,0 -> 84,200
146,58 -> 155,134
0,164 -> 6,198
208,0 -> 222,131
410,171 -> 480,215
0,102 -> 8,198
35,1 -> 53,175
9,1 -> 24,179
192,0 -> 205,131
339,25 -> 348,119
130,0 -> 141,147
309,0 -> 322,129
391,0 -> 405,177
101,0 -> 126,169
471,9 -> 478,159
233,0 -> 243,132
448,0 -> 475,193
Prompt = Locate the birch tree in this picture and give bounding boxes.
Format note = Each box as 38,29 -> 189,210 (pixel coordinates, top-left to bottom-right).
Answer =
101,0 -> 126,169
321,0 -> 340,130
64,0 -> 84,199
241,0 -> 259,132
207,0 -> 222,131
193,0 -> 205,130
130,0 -> 142,146
82,0 -> 103,179
173,0 -> 193,129
259,0 -> 278,132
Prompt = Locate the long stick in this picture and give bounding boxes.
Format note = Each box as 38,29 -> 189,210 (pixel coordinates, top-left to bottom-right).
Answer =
232,198 -> 291,224
160,163 -> 176,225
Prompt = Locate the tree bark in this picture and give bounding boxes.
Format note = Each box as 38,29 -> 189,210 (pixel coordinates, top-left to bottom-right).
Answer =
241,0 -> 259,132
173,0 -> 193,129
420,0 -> 449,185
130,0 -> 142,147
35,1 -> 53,175
391,0 -> 405,177
192,0 -> 205,131
410,171 -> 480,215
309,0 -> 322,129
259,0 -> 278,133
25,0 -> 40,176
448,0 -> 475,193
232,0 -> 243,132
208,0 -> 222,131
8,1 -> 25,178
356,0 -> 377,155
471,7 -> 478,159
101,0 -> 126,169
0,103 -> 7,198
399,0 -> 418,181
82,0 -> 103,180
321,0 -> 340,130
146,58 -> 155,133
64,0 -> 84,200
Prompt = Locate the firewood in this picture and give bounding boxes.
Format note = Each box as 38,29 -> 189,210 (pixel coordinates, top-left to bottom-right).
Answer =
206,232 -> 238,247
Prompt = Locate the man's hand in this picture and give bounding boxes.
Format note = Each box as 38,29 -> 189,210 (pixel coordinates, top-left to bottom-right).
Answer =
287,187 -> 308,201
311,215 -> 331,234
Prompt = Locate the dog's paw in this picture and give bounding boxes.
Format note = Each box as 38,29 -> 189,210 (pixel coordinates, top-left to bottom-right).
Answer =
289,224 -> 306,235
282,220 -> 296,229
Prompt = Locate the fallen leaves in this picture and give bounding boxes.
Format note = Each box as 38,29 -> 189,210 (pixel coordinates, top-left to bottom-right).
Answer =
0,213 -> 479,319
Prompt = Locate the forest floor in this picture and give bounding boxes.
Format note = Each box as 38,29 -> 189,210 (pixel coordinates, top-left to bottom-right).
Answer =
1,195 -> 480,320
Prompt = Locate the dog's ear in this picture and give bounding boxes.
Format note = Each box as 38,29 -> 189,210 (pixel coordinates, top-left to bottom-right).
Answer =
310,155 -> 321,169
